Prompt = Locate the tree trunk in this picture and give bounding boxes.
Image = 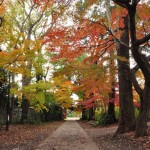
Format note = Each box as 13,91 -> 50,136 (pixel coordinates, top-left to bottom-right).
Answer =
9,95 -> 15,123
112,0 -> 150,137
21,58 -> 32,123
81,108 -> 87,120
21,74 -> 31,122
9,74 -> 15,123
105,84 -> 117,124
136,82 -> 150,136
116,14 -> 135,134
21,96 -> 30,123
128,5 -> 150,137
88,107 -> 95,120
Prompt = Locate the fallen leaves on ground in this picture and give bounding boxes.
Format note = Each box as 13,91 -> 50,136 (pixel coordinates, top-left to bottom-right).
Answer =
0,121 -> 63,150
78,121 -> 150,150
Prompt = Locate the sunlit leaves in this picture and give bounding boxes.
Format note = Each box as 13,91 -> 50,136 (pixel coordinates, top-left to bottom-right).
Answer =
11,80 -> 53,112
52,75 -> 73,108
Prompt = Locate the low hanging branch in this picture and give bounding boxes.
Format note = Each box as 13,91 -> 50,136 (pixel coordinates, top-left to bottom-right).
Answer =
0,0 -> 4,5
137,33 -> 150,46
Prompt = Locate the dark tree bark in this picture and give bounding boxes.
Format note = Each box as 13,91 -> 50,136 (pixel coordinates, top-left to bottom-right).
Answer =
112,0 -> 150,136
21,96 -> 30,123
88,107 -> 95,120
116,14 -> 135,134
128,5 -> 150,137
81,108 -> 87,120
105,84 -> 117,124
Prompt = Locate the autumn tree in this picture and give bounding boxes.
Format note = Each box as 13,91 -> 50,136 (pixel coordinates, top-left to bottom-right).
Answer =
42,0 -> 119,121
112,0 -> 150,136
0,0 -> 52,122
112,7 -> 136,134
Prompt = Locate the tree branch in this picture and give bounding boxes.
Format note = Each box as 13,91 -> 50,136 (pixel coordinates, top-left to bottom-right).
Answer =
132,0 -> 140,6
90,20 -> 130,49
131,55 -> 150,98
131,65 -> 143,99
137,33 -> 150,46
112,0 -> 128,8
0,0 -> 4,5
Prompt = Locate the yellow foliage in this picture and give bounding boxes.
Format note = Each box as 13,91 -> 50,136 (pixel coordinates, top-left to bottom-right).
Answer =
51,75 -> 73,108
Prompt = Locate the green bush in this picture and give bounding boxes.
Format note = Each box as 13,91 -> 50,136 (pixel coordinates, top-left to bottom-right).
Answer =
95,111 -> 108,125
95,108 -> 119,125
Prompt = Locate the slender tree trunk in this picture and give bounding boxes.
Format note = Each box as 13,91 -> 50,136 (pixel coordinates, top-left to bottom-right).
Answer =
104,0 -> 117,125
9,95 -> 15,123
116,14 -> 135,134
106,84 -> 117,124
9,74 -> 15,123
21,96 -> 30,123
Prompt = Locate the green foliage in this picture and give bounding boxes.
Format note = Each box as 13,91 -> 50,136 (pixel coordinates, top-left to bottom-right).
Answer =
95,111 -> 108,125
11,80 -> 55,112
95,108 -> 119,126
28,112 -> 42,124
76,91 -> 84,99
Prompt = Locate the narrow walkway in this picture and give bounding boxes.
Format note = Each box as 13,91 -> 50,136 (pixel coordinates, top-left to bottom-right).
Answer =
36,121 -> 99,150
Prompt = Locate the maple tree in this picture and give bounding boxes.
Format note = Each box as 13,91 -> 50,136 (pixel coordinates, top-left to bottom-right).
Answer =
43,0 -> 120,119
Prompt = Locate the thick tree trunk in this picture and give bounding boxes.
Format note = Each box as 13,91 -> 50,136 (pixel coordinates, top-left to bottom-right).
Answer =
21,59 -> 32,123
136,82 -> 150,136
88,107 -> 95,120
21,78 -> 30,123
112,0 -> 150,137
128,6 -> 150,137
21,74 -> 31,122
116,15 -> 135,134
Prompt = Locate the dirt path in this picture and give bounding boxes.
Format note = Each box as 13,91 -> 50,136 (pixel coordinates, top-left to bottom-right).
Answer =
35,120 -> 100,150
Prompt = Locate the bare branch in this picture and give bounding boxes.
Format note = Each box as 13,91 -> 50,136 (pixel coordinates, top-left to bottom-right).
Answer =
22,3 -> 35,30
137,33 -> 150,46
90,20 -> 130,49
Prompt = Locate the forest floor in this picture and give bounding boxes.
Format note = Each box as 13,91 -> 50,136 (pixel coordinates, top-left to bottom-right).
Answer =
0,121 -> 149,150
0,121 -> 64,150
79,121 -> 150,150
